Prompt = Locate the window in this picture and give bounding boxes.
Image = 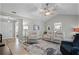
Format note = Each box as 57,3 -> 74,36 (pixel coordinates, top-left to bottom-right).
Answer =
23,25 -> 28,30
54,22 -> 62,30
54,22 -> 62,32
33,25 -> 39,30
23,25 -> 28,37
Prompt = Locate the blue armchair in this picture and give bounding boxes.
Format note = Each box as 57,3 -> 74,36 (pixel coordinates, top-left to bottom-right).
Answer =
60,34 -> 79,55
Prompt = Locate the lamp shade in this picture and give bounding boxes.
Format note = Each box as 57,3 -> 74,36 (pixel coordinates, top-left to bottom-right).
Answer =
73,28 -> 79,32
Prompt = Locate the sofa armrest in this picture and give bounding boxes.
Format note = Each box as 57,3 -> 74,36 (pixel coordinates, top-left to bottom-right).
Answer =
61,41 -> 73,46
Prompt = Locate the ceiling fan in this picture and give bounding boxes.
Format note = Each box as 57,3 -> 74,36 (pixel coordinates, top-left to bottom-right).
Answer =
39,3 -> 66,16
39,3 -> 57,16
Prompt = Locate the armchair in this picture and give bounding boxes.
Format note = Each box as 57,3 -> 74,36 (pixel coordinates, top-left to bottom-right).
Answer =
27,32 -> 38,44
42,31 -> 52,41
60,34 -> 79,55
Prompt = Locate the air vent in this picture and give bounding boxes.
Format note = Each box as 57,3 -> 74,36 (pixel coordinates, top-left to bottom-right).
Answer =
11,11 -> 16,14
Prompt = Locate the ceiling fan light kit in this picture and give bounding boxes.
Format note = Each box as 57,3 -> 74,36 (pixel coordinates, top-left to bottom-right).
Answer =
40,3 -> 57,16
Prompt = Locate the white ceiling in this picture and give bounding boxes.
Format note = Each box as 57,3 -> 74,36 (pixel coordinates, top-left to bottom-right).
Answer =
0,3 -> 79,22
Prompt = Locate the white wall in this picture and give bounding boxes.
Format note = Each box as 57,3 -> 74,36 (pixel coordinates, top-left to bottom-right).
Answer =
77,16 -> 79,24
0,21 -> 15,39
0,15 -> 79,40
44,15 -> 79,41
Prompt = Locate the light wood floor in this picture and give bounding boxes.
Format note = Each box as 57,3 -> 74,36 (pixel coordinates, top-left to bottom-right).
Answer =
2,38 -> 29,55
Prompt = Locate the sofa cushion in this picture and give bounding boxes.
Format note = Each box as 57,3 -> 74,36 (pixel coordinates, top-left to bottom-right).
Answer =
62,44 -> 72,53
